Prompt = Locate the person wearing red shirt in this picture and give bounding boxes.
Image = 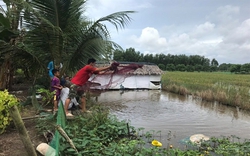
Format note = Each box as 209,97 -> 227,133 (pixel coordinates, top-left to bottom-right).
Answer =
64,58 -> 111,116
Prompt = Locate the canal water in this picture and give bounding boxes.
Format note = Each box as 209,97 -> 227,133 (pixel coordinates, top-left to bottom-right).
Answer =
96,90 -> 250,148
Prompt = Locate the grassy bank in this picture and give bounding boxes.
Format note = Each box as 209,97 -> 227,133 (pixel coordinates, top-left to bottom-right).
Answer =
161,72 -> 250,110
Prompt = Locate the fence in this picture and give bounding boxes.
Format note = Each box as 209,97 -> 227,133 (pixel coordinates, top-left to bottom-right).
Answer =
46,102 -> 66,156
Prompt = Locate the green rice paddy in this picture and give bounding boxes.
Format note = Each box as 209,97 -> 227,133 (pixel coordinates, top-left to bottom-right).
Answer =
161,72 -> 250,110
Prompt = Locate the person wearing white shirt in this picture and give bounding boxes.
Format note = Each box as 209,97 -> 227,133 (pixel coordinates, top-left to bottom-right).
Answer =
59,80 -> 79,109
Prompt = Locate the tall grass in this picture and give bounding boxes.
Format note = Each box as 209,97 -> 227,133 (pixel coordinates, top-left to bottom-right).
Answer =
161,72 -> 250,110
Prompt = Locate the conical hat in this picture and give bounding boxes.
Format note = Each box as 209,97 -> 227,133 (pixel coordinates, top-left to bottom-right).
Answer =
190,134 -> 209,143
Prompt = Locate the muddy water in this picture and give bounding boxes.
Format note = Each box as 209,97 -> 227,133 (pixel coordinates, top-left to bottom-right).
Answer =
96,90 -> 250,148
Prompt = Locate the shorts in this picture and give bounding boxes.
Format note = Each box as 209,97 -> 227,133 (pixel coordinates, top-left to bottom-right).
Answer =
68,84 -> 86,99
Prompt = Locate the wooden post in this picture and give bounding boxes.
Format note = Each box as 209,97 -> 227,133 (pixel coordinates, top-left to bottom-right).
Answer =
9,105 -> 37,156
127,123 -> 130,137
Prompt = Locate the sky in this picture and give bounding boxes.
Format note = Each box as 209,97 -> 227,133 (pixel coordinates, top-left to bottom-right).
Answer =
85,0 -> 250,65
1,0 -> 250,65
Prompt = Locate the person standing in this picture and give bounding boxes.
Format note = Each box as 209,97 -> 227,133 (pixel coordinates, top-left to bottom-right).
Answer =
64,58 -> 111,116
48,61 -> 63,79
47,61 -> 54,80
51,69 -> 63,112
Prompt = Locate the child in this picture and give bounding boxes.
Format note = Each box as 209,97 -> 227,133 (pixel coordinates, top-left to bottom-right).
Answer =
59,80 -> 79,110
51,69 -> 63,112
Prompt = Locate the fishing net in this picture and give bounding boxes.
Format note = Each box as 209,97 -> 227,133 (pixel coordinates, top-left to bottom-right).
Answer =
42,62 -> 142,155
45,102 -> 66,156
83,62 -> 143,90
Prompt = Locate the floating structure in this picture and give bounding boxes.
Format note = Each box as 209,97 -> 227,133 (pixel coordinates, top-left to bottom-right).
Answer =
90,61 -> 163,90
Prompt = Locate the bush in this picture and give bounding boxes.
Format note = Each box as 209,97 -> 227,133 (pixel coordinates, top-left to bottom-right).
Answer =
0,90 -> 19,134
158,64 -> 166,70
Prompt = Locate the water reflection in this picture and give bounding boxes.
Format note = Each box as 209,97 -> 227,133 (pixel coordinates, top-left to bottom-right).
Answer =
193,98 -> 250,121
96,90 -> 250,147
164,92 -> 248,122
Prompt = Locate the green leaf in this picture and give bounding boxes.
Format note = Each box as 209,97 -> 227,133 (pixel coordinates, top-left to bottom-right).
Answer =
0,13 -> 10,29
3,0 -> 10,6
81,140 -> 89,146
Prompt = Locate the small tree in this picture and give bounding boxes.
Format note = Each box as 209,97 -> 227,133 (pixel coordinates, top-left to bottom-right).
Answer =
176,64 -> 186,71
230,64 -> 241,73
203,65 -> 211,72
240,63 -> 250,73
158,64 -> 166,71
210,66 -> 217,72
211,58 -> 219,67
195,64 -> 203,72
186,65 -> 194,72
166,64 -> 175,71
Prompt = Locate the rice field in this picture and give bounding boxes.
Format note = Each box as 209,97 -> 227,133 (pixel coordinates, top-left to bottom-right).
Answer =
161,71 -> 250,110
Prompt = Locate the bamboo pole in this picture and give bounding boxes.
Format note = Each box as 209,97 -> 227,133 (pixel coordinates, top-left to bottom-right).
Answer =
9,105 -> 37,156
22,115 -> 49,120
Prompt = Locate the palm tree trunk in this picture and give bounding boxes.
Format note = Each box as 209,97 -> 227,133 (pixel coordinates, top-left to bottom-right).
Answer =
0,57 -> 14,90
6,59 -> 14,90
9,105 -> 37,156
0,65 -> 7,90
0,59 -> 9,90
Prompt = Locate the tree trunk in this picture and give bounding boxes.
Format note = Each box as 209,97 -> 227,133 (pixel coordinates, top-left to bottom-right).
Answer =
6,60 -> 14,90
0,58 -> 13,90
0,65 -> 6,90
23,67 -> 30,80
9,105 -> 37,156
0,60 -> 9,90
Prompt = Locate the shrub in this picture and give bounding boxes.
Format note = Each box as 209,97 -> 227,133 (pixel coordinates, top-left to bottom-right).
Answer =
0,90 -> 19,134
37,88 -> 54,107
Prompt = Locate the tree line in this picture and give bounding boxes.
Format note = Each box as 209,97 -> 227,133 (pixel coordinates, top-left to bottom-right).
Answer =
113,48 -> 250,73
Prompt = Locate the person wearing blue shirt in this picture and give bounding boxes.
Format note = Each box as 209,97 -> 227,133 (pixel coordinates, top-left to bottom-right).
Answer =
48,61 -> 63,79
47,61 -> 54,79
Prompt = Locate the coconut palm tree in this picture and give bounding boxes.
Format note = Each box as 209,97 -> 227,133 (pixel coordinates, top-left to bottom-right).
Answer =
23,0 -> 134,73
0,0 -> 43,89
0,0 -> 134,89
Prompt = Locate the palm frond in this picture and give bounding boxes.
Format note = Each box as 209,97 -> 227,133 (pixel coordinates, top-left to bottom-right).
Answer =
63,10 -> 136,71
8,0 -> 135,75
0,42 -> 45,75
0,5 -> 7,15
95,11 -> 136,31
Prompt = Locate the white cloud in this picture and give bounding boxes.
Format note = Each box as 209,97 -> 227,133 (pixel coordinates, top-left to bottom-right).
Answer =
123,3 -> 250,64
191,22 -> 215,39
130,27 -> 168,53
85,0 -> 152,19
208,5 -> 240,36
2,0 -> 250,64
215,18 -> 250,63
129,27 -> 220,58
223,19 -> 250,45
208,5 -> 239,24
